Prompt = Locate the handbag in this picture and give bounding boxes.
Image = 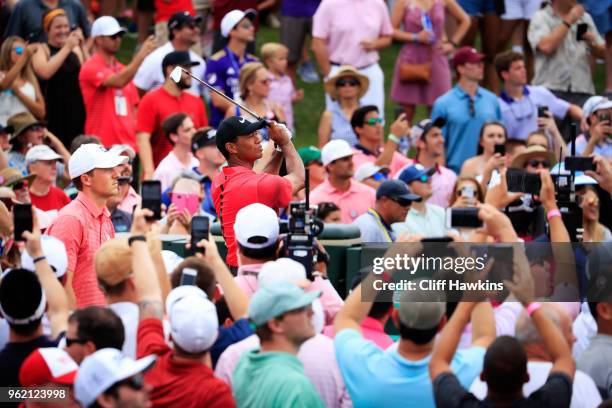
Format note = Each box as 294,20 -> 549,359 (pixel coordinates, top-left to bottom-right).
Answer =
399,61 -> 432,83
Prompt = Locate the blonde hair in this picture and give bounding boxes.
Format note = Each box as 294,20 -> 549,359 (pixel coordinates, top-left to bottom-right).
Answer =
261,42 -> 288,62
0,36 -> 38,87
239,62 -> 266,100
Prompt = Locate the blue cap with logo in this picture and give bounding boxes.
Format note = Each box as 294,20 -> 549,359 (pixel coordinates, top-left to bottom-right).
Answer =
398,164 -> 429,184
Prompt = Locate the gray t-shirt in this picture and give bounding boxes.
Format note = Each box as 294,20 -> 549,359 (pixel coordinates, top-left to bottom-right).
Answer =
577,334 -> 612,399
353,209 -> 395,243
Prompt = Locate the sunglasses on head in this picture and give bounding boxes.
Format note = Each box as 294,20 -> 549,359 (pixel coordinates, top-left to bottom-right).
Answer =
527,159 -> 550,168
336,78 -> 360,87
65,337 -> 88,347
365,118 -> 383,126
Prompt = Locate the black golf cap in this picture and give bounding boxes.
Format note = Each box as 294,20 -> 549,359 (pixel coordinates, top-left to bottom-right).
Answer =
192,127 -> 217,153
168,11 -> 202,31
162,51 -> 200,74
415,117 -> 446,140
0,268 -> 45,325
216,116 -> 267,152
376,179 -> 422,202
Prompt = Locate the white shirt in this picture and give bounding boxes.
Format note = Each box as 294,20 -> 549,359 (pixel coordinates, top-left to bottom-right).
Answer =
153,150 -> 199,191
0,79 -> 35,125
133,42 -> 206,97
392,203 -> 448,238
470,362 -> 602,408
109,301 -> 139,358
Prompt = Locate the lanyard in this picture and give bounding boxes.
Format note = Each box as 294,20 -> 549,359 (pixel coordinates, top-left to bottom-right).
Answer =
225,46 -> 241,75
367,209 -> 393,242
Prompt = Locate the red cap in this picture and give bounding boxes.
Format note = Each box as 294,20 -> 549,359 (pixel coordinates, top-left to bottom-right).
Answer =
452,46 -> 485,69
19,348 -> 78,387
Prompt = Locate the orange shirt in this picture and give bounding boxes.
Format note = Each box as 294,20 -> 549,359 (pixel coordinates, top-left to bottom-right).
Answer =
46,192 -> 114,307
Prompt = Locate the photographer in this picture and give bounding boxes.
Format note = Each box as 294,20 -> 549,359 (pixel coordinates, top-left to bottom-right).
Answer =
570,97 -> 612,159
212,116 -> 304,269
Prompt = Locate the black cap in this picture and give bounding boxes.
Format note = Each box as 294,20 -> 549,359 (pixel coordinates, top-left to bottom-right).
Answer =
376,179 -> 422,202
0,268 -> 45,326
162,51 -> 200,74
0,124 -> 13,134
415,117 -> 446,140
168,11 -> 202,31
216,116 -> 267,152
192,127 -> 217,153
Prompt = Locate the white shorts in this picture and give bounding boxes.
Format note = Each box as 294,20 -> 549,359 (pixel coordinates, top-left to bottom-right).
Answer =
501,0 -> 542,20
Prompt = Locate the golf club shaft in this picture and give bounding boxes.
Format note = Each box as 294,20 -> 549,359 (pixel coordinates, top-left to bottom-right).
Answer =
178,67 -> 262,121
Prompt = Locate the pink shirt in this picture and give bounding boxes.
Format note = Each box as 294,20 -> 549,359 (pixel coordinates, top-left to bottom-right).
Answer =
267,73 -> 295,130
310,178 -> 376,224
323,316 -> 394,350
352,146 -> 411,178
153,151 -> 199,191
395,160 -> 457,208
312,0 -> 393,68
215,334 -> 352,408
46,192 -> 115,307
234,264 -> 344,326
117,186 -> 141,214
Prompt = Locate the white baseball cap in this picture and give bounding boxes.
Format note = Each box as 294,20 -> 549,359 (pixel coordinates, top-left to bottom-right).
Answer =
91,16 -> 127,38
258,258 -> 307,288
234,203 -> 279,249
25,145 -> 62,167
108,144 -> 136,160
69,144 -> 128,179
21,236 -> 68,279
321,139 -> 354,166
165,286 -> 219,353
74,348 -> 156,407
354,162 -> 389,182
220,9 -> 256,37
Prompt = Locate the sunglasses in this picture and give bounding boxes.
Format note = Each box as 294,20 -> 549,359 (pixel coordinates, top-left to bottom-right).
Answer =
14,46 -> 24,55
468,97 -> 475,117
365,118 -> 384,126
336,78 -> 360,87
107,32 -> 123,40
527,159 -> 550,168
65,337 -> 88,347
238,21 -> 253,29
29,125 -> 43,131
113,374 -> 145,392
117,176 -> 132,185
259,79 -> 271,85
390,197 -> 412,207
413,174 -> 429,183
11,180 -> 28,190
371,172 -> 388,182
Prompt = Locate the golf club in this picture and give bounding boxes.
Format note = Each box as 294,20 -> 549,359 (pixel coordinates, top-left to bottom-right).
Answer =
170,66 -> 263,122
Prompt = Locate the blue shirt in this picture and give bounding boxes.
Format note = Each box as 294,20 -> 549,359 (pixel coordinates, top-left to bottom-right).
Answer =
192,167 -> 217,218
353,209 -> 396,242
205,47 -> 258,128
211,317 -> 252,367
334,329 -> 485,408
499,85 -> 570,140
431,85 -> 501,173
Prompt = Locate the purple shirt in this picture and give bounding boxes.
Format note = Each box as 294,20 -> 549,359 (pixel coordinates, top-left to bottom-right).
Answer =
281,0 -> 321,17
205,47 -> 258,127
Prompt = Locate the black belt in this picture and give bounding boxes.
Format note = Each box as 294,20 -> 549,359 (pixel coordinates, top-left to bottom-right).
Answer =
330,61 -> 376,70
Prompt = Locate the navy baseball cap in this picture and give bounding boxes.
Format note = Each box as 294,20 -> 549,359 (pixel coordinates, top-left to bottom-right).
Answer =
168,11 -> 202,31
398,165 -> 430,184
413,117 -> 446,140
191,128 -> 217,153
162,51 -> 200,74
376,180 -> 421,202
216,116 -> 267,152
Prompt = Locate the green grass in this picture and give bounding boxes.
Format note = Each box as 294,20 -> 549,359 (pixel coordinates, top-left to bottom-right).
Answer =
118,26 -> 606,149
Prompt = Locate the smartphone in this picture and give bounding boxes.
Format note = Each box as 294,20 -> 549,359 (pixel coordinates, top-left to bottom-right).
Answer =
506,169 -> 542,195
577,23 -> 588,41
171,193 -> 200,215
13,204 -> 33,242
421,236 -> 453,242
141,180 -> 162,220
446,207 -> 483,229
494,143 -> 506,156
190,216 -> 210,254
461,185 -> 475,199
180,267 -> 197,286
564,156 -> 596,171
537,106 -> 549,118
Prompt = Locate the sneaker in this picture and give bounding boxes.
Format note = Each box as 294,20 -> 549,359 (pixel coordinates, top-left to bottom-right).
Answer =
298,61 -> 320,83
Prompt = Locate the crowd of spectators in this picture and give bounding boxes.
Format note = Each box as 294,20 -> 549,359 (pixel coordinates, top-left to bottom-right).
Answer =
0,0 -> 611,407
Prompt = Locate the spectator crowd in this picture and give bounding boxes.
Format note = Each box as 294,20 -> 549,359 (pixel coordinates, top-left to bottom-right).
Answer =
0,0 -> 612,407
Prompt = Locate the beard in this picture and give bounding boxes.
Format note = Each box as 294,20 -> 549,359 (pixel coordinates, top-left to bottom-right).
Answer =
177,79 -> 191,90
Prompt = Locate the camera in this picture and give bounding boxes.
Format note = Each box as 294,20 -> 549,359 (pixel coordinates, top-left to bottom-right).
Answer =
282,202 -> 325,280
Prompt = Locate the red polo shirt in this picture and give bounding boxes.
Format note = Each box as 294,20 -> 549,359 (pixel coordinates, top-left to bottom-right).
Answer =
137,318 -> 236,408
212,166 -> 292,267
155,0 -> 195,23
79,53 -> 140,149
46,192 -> 115,307
136,86 -> 208,168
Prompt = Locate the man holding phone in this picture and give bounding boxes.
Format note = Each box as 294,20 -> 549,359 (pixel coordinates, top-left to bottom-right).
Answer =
570,96 -> 612,158
47,144 -> 128,308
212,116 -> 304,270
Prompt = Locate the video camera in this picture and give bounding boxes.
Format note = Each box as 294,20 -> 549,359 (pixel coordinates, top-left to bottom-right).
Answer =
281,169 -> 325,280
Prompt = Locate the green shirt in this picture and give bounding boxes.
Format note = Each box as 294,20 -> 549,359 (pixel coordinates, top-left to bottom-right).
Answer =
232,349 -> 326,408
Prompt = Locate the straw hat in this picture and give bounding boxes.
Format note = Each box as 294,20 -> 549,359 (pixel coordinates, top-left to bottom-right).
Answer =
324,66 -> 369,101
6,112 -> 45,140
511,145 -> 557,169
0,168 -> 36,187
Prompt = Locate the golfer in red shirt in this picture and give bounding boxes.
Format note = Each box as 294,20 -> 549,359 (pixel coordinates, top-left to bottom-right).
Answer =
212,117 -> 304,268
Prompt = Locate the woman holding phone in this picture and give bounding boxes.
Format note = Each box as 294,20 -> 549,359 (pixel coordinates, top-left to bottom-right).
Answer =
460,121 -> 507,188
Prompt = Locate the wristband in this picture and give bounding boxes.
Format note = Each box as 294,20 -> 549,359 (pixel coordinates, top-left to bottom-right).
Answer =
388,134 -> 401,144
33,256 -> 46,264
128,235 -> 147,246
412,33 -> 417,43
563,20 -> 571,28
547,208 -> 561,221
526,302 -> 542,317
